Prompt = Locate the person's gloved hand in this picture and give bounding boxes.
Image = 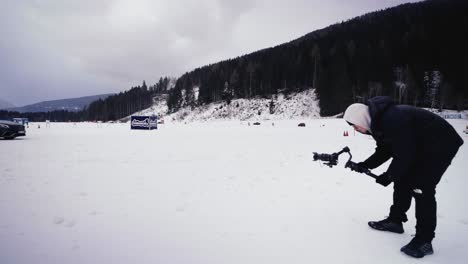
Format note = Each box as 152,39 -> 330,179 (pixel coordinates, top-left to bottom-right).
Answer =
354,162 -> 368,173
376,172 -> 393,187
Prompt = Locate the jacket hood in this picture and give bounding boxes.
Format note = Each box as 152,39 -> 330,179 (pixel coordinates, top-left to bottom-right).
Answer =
343,103 -> 372,132
368,96 -> 394,122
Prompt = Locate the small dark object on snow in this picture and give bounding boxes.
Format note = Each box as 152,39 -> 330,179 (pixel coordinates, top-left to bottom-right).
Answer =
298,123 -> 306,127
253,122 -> 261,126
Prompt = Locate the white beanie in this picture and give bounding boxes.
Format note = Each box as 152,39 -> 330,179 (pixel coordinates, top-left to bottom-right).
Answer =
343,103 -> 371,132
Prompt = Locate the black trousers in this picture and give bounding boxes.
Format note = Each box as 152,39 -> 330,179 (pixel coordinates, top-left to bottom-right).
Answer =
388,144 -> 460,242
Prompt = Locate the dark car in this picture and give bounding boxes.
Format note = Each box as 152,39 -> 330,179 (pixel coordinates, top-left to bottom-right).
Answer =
0,120 -> 26,139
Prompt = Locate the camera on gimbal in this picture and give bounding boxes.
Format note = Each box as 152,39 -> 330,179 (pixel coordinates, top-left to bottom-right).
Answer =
312,146 -> 378,179
313,147 -> 350,167
312,152 -> 339,167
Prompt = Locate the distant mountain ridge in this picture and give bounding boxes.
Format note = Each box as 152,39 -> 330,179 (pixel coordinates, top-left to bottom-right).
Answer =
0,99 -> 15,110
7,94 -> 114,113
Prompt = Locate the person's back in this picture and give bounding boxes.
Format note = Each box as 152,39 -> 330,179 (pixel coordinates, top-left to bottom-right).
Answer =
403,105 -> 460,139
369,97 -> 463,153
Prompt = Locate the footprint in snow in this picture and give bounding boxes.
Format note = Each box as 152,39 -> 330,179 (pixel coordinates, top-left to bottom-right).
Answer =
72,245 -> 80,251
89,211 -> 100,216
54,217 -> 65,225
54,217 -> 76,227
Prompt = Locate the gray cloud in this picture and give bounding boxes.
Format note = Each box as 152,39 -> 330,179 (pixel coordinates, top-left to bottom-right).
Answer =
0,0 -> 420,106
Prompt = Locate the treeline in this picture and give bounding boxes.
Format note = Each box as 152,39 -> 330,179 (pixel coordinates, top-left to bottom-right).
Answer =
0,78 -> 173,122
86,82 -> 153,121
167,0 -> 468,115
0,110 -> 83,122
85,78 -> 172,121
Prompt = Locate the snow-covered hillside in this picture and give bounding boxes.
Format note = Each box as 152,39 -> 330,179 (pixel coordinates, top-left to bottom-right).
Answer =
133,89 -> 468,123
131,94 -> 169,120
136,89 -> 320,122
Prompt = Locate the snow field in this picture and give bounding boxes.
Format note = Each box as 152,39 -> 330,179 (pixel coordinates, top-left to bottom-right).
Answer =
0,119 -> 467,264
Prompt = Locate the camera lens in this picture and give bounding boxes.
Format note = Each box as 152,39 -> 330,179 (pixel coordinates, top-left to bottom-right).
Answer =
313,153 -> 318,160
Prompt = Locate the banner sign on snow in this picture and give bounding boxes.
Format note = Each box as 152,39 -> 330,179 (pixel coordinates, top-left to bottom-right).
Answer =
131,116 -> 158,130
438,113 -> 464,119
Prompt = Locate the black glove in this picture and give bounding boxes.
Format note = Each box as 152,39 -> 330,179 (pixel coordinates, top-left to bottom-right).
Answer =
355,162 -> 369,173
348,162 -> 368,173
376,172 -> 393,187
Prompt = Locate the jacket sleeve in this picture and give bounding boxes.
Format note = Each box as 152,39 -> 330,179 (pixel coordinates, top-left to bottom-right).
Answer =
383,114 -> 417,182
363,141 -> 392,169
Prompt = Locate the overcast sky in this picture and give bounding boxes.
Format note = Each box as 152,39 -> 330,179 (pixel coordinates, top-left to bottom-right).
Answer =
1,0 -> 420,106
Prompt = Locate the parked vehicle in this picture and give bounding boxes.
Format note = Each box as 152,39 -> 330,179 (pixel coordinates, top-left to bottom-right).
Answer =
0,120 -> 26,139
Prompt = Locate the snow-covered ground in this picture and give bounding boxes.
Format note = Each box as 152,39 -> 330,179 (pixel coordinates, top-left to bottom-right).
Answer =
0,119 -> 467,264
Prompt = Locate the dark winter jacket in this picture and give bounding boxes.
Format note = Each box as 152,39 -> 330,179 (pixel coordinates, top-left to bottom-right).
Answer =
362,96 -> 464,183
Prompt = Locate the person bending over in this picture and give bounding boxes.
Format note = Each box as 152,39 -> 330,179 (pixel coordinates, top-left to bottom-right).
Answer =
343,96 -> 463,258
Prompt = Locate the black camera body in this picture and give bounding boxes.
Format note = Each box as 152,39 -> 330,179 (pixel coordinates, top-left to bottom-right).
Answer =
313,146 -> 350,167
312,152 -> 339,167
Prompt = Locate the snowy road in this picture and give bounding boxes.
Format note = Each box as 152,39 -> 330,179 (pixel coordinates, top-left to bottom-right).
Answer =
0,119 -> 467,264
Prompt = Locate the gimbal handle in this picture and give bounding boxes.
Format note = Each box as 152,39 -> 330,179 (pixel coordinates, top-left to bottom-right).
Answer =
345,161 -> 378,179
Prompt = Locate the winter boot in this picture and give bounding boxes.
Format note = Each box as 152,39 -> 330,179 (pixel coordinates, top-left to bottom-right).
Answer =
401,237 -> 433,258
368,218 -> 404,234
